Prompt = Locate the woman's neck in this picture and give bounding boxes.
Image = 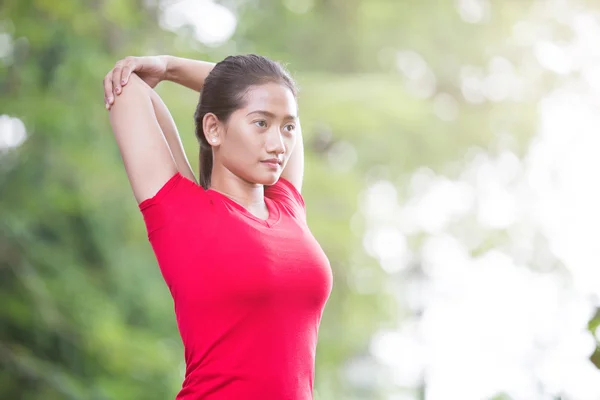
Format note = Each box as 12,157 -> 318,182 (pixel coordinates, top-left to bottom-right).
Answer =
209,167 -> 267,213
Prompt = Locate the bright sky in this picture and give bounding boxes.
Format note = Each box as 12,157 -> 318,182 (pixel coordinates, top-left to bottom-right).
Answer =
0,115 -> 26,152
365,2 -> 600,399
159,0 -> 237,47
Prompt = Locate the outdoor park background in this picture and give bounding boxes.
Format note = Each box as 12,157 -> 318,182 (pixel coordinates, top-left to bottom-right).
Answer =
2,0 -> 600,399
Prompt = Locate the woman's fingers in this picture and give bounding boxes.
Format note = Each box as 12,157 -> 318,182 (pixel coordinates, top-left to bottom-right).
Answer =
120,57 -> 136,87
111,62 -> 124,97
104,72 -> 114,109
104,57 -> 138,110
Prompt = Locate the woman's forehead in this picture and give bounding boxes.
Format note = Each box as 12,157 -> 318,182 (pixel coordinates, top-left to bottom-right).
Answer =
242,83 -> 297,115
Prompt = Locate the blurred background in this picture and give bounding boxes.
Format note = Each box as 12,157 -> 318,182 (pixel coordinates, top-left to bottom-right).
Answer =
2,0 -> 600,399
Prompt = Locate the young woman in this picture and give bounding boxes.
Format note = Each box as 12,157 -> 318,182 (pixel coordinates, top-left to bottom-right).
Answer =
103,54 -> 333,399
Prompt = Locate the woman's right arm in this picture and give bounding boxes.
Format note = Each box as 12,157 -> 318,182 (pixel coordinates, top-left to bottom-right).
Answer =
104,56 -> 215,103
162,56 -> 215,92
108,73 -> 179,204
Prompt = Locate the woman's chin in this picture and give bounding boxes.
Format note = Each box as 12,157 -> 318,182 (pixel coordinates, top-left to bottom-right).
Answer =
254,171 -> 281,186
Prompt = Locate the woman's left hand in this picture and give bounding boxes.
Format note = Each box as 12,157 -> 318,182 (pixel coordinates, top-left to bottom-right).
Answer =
104,55 -> 168,110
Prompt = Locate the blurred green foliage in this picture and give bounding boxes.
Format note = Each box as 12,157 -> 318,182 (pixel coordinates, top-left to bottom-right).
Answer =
1,0 -> 599,399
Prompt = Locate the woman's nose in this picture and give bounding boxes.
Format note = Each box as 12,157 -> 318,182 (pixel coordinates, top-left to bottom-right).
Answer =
266,130 -> 286,154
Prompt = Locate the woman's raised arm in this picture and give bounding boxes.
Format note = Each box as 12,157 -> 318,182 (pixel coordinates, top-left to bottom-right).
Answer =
104,56 -> 215,108
108,74 -> 184,203
162,56 -> 216,92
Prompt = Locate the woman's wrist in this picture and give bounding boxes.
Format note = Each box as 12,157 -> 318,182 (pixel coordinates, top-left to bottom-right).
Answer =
160,55 -> 175,82
159,56 -> 215,92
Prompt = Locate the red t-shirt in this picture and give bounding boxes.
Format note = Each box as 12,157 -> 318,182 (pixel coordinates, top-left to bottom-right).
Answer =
138,173 -> 333,400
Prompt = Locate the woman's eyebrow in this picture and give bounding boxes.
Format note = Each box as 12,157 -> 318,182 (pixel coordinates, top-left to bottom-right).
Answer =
246,110 -> 297,120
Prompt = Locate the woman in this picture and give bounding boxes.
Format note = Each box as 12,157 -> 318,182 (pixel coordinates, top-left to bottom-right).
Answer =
103,54 -> 333,399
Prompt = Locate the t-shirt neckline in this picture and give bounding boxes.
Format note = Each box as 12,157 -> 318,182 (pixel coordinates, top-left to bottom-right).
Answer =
207,190 -> 281,227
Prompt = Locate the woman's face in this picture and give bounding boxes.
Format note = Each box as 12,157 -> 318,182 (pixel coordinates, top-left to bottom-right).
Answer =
214,82 -> 298,186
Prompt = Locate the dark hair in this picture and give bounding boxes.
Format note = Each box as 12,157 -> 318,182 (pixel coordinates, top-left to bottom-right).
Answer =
194,54 -> 298,189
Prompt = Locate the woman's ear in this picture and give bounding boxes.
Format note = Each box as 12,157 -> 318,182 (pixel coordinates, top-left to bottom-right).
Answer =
202,113 -> 222,146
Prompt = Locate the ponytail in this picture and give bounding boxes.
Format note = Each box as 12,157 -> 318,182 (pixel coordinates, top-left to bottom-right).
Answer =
199,140 -> 213,190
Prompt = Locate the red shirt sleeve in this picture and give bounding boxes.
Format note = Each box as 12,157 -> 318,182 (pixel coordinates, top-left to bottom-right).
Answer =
138,173 -> 211,236
265,177 -> 306,222
137,173 -> 213,291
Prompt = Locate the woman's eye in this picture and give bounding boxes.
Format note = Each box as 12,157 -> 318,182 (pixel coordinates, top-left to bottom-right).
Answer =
284,124 -> 296,132
254,120 -> 267,128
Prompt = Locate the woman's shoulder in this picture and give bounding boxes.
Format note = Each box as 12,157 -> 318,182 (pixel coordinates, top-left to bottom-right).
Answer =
265,177 -> 306,221
138,172 -> 217,238
139,172 -> 208,211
